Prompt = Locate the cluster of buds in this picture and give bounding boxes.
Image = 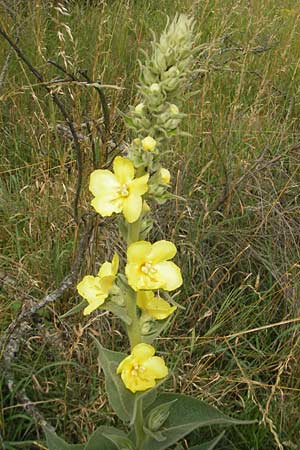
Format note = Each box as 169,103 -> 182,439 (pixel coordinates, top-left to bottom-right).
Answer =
126,14 -> 197,171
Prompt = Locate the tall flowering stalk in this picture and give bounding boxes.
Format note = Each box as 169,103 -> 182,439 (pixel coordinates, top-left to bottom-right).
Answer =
45,14 -> 252,450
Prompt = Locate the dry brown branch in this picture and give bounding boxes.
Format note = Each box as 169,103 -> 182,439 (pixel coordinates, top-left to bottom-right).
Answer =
0,25 -> 83,223
0,220 -> 95,431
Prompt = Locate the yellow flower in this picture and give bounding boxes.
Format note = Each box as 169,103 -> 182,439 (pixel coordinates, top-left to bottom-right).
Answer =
117,343 -> 168,393
142,136 -> 157,152
89,156 -> 149,223
77,254 -> 119,315
160,168 -> 171,184
137,291 -> 177,320
125,240 -> 183,291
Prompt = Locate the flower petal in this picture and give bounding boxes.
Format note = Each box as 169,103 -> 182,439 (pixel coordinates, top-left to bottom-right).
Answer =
121,370 -> 155,393
138,292 -> 177,320
154,261 -> 183,291
125,263 -> 161,291
136,291 -> 155,309
83,297 -> 106,315
98,261 -> 113,278
91,196 -> 123,217
113,156 -> 134,185
111,253 -> 119,276
89,170 -> 119,197
143,356 -> 168,379
127,241 -> 151,264
122,193 -> 142,223
77,275 -> 104,302
148,240 -> 177,264
116,355 -> 132,374
131,343 -> 155,362
129,174 -> 149,196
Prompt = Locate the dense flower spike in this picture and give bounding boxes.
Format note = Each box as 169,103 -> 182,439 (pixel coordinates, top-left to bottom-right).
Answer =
116,343 -> 168,393
137,291 -> 177,320
89,156 -> 149,223
77,254 -> 119,315
125,240 -> 183,291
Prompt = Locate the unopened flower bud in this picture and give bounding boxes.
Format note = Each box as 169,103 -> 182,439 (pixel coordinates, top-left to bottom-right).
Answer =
133,138 -> 141,147
135,103 -> 144,114
142,200 -> 151,213
147,400 -> 177,431
150,83 -> 160,93
142,136 -> 157,152
169,104 -> 179,114
160,168 -> 171,184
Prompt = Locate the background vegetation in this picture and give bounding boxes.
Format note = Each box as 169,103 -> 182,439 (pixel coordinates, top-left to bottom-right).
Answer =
1,0 -> 300,449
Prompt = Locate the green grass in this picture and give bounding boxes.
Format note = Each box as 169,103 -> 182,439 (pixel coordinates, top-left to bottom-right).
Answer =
1,0 -> 300,449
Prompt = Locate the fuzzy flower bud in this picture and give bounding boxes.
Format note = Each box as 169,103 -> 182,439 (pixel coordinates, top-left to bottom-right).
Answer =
169,104 -> 179,114
142,136 -> 157,152
160,168 -> 171,184
150,83 -> 161,93
135,103 -> 145,114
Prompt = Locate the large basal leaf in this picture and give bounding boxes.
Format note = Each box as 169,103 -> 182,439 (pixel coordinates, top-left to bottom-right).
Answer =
92,337 -> 158,423
189,431 -> 225,450
44,427 -> 84,450
84,427 -> 118,450
100,426 -> 135,450
142,393 -> 255,450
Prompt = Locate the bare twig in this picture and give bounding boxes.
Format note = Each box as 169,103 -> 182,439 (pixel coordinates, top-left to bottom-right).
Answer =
0,26 -> 83,223
0,220 -> 94,430
48,60 -> 112,167
0,222 -> 94,354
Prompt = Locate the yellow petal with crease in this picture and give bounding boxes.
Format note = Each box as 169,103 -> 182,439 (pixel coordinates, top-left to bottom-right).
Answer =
77,276 -> 105,303
113,156 -> 134,185
91,196 -> 123,216
127,241 -> 151,264
153,261 -> 183,291
143,356 -> 168,378
148,240 -> 177,264
89,170 -> 119,197
122,193 -> 142,223
129,174 -> 149,196
137,291 -> 176,319
131,343 -> 155,362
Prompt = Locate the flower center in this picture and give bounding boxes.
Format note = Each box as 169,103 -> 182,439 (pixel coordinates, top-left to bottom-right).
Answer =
131,363 -> 145,377
119,183 -> 129,197
141,262 -> 157,275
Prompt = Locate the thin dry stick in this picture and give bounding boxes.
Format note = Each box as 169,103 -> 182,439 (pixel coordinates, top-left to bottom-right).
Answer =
48,60 -> 111,168
0,221 -> 94,432
0,25 -> 83,223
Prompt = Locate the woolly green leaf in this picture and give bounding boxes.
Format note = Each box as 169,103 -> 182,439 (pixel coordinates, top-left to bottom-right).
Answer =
142,394 -> 255,450
189,431 -> 226,450
44,427 -> 84,450
84,428 -> 117,450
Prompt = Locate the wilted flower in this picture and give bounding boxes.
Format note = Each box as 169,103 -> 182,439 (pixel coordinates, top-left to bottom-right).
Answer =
125,240 -> 182,291
117,343 -> 168,393
77,254 -> 119,315
89,156 -> 149,223
137,291 -> 176,320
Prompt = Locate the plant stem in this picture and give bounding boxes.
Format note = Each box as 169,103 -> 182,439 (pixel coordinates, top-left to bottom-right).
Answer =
134,397 -> 145,450
126,289 -> 142,349
127,217 -> 142,245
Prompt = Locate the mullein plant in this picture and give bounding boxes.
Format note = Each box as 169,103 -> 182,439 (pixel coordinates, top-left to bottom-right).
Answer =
45,14 -> 252,450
